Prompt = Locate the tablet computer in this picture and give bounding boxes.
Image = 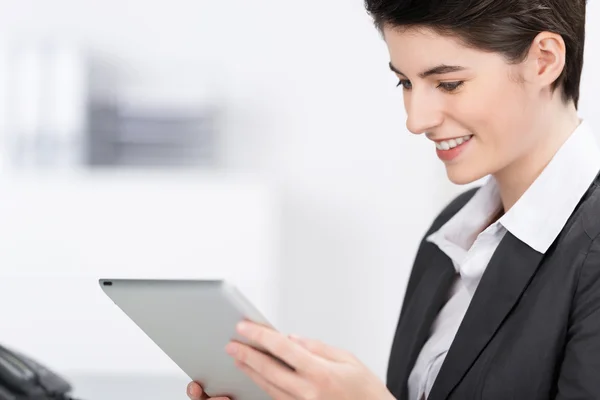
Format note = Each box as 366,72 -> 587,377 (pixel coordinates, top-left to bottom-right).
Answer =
99,278 -> 275,400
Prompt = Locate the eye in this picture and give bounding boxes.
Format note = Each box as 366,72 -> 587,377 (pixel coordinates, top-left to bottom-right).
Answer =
396,79 -> 412,90
437,81 -> 464,92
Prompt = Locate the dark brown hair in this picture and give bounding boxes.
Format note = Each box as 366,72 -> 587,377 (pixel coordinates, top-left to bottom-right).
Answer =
365,0 -> 588,108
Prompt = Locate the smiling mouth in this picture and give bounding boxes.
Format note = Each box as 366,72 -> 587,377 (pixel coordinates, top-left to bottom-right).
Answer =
434,135 -> 474,150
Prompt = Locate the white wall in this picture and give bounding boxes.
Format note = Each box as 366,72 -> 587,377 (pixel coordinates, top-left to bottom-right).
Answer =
0,171 -> 280,376
0,0 -> 598,387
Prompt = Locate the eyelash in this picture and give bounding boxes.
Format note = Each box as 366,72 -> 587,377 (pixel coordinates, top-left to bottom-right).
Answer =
396,79 -> 464,93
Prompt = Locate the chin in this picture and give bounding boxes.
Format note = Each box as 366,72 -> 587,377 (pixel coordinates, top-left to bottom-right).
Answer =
445,165 -> 488,186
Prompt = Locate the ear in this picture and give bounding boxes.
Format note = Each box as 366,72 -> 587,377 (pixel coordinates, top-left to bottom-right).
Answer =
524,31 -> 566,92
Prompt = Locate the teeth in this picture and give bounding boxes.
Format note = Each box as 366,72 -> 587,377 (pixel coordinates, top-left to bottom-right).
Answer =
436,135 -> 473,150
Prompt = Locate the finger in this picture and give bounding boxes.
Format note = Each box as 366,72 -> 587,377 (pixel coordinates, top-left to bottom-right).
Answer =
227,342 -> 309,396
187,381 -> 230,400
235,360 -> 296,400
236,321 -> 314,371
288,335 -> 354,363
187,382 -> 206,400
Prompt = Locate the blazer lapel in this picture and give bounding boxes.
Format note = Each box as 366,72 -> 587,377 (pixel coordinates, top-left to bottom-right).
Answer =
389,244 -> 457,398
428,232 -> 544,400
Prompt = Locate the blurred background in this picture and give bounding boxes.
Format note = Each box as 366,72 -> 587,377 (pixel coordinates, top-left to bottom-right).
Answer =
0,0 -> 598,399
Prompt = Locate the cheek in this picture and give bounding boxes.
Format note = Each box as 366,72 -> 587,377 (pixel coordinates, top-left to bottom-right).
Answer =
448,80 -> 533,149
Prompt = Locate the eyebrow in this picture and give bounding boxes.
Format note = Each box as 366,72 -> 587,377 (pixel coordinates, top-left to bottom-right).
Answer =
388,62 -> 468,78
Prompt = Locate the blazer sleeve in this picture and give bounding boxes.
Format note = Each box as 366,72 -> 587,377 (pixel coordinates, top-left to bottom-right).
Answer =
555,236 -> 600,399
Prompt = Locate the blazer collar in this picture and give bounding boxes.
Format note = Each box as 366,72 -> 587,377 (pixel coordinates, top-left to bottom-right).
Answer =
427,232 -> 544,400
388,244 -> 457,399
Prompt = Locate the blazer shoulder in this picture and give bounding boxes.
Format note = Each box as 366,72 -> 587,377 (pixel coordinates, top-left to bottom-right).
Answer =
393,186 -> 480,330
425,186 -> 480,237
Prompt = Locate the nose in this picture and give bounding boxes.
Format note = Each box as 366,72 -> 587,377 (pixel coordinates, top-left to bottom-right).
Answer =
405,89 -> 443,135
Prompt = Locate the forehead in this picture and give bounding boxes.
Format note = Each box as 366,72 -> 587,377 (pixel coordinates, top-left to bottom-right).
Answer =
383,26 -> 464,53
382,25 -> 496,73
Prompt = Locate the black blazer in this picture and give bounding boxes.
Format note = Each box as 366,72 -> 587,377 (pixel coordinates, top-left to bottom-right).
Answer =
386,172 -> 600,400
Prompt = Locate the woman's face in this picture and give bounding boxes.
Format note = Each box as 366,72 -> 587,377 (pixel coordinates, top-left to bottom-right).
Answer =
383,25 -> 545,185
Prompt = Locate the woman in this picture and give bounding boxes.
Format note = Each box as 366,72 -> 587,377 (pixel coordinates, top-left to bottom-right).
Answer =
188,0 -> 599,398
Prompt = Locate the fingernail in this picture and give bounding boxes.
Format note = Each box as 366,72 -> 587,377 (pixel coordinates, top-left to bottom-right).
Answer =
225,342 -> 238,355
186,382 -> 195,397
237,321 -> 250,333
289,334 -> 304,343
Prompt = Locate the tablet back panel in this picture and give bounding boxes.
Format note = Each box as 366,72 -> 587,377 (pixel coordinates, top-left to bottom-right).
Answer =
99,279 -> 271,400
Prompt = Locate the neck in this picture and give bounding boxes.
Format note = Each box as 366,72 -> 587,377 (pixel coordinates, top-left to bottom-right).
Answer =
492,101 -> 580,212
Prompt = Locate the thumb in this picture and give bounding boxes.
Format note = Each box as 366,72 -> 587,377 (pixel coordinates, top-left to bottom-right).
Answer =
288,334 -> 354,362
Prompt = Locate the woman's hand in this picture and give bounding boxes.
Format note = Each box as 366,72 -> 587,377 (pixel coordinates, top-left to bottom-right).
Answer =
223,321 -> 395,400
